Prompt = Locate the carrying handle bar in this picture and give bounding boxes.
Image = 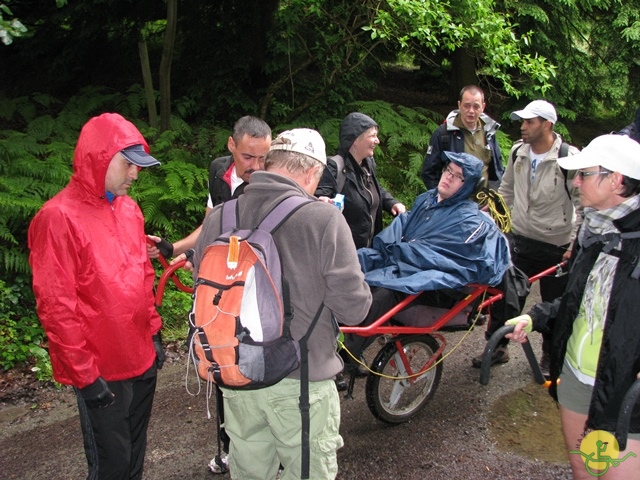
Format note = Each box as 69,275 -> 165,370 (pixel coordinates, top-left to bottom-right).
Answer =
146,238 -> 192,307
479,325 -> 546,386
615,378 -> 640,451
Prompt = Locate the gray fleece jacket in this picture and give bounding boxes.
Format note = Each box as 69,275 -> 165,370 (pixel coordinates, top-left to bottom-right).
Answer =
193,171 -> 372,381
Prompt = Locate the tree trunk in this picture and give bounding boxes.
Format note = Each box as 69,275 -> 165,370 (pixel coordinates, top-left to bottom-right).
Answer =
138,39 -> 158,130
449,48 -> 478,103
159,0 -> 178,132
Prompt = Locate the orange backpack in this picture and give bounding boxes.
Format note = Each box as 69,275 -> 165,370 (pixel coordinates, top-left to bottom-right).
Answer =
189,196 -> 314,388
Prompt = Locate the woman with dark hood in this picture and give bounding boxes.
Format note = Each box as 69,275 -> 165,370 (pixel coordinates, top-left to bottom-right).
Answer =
315,112 -> 405,249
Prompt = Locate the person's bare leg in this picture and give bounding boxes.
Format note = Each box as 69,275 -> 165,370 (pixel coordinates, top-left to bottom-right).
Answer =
601,437 -> 640,480
559,406 -> 593,480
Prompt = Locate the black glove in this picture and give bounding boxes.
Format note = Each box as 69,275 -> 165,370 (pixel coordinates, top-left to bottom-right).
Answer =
80,377 -> 115,408
155,238 -> 174,258
152,332 -> 165,369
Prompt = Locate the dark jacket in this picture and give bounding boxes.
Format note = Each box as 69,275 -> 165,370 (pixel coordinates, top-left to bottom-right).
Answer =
208,155 -> 247,207
315,112 -> 400,249
528,206 -> 640,435
421,110 -> 503,189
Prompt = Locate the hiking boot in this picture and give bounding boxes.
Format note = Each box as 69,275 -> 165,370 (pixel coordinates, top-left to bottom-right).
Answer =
539,352 -> 550,379
208,453 -> 229,474
471,345 -> 509,368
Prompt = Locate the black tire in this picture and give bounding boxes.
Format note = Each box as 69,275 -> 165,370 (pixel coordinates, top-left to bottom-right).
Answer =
365,335 -> 442,424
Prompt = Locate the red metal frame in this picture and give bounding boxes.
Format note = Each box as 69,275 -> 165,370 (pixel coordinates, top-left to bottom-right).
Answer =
147,238 -> 191,307
340,284 -> 500,337
150,241 -> 566,350
339,261 -> 567,373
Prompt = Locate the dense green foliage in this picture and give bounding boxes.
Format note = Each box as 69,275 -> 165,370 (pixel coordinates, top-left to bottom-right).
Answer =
503,0 -> 640,120
0,277 -> 48,377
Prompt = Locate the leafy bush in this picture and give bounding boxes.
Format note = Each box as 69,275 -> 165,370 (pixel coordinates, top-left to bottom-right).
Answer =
0,276 -> 46,372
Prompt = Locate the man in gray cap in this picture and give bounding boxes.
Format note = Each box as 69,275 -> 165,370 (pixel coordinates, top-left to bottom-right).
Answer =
29,113 -> 164,479
192,128 -> 372,479
472,100 -> 582,375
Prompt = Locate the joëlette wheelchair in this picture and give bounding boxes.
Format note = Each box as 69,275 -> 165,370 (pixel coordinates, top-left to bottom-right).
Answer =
150,250 -> 638,447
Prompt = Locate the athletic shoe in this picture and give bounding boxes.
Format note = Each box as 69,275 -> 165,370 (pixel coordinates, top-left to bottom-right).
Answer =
208,453 -> 229,474
335,373 -> 348,392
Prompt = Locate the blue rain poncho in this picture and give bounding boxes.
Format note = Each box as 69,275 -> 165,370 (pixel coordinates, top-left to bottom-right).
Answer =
358,152 -> 510,294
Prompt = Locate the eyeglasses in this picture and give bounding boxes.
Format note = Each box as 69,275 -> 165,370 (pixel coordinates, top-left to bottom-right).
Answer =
576,170 -> 610,179
443,165 -> 465,182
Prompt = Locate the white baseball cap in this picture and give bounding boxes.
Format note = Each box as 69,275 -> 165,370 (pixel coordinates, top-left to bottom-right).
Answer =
557,134 -> 640,180
510,100 -> 558,124
270,128 -> 327,165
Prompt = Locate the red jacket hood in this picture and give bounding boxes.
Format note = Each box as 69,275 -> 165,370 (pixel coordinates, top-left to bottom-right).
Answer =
71,113 -> 150,199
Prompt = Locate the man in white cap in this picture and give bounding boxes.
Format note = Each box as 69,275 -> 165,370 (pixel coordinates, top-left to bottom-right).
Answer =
28,113 -> 164,479
472,100 -> 582,374
507,134 -> 640,479
192,128 -> 372,479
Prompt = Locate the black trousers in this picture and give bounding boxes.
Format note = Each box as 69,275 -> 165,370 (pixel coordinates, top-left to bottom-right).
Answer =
75,366 -> 157,480
487,233 -> 569,352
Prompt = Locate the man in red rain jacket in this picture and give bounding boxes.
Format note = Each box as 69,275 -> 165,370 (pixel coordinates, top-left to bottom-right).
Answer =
28,113 -> 163,480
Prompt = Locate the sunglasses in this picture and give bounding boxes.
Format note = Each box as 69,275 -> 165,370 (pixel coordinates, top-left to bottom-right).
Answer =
576,170 -> 611,179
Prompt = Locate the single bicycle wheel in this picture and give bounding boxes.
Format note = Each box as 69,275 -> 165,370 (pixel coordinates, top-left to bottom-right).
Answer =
365,335 -> 442,424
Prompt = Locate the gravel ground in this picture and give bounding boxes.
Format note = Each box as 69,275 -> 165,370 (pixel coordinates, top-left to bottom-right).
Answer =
0,286 -> 573,479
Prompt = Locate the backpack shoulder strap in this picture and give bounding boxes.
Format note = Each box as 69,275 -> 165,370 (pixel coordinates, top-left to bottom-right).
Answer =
581,230 -> 640,279
258,196 -> 313,233
558,141 -> 570,158
620,231 -> 640,240
328,154 -> 346,192
558,142 -> 572,200
220,198 -> 239,233
623,232 -> 640,279
299,303 -> 325,479
439,123 -> 450,152
511,141 -> 524,165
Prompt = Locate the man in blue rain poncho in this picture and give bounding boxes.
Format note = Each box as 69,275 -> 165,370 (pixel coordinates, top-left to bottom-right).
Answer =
342,151 -> 511,368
